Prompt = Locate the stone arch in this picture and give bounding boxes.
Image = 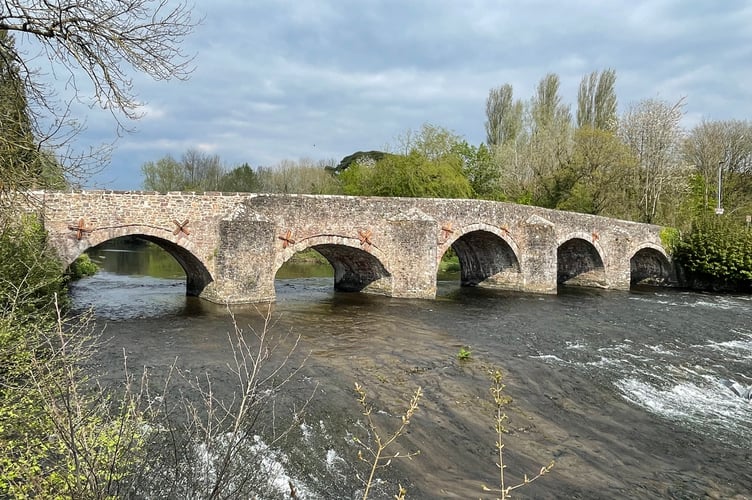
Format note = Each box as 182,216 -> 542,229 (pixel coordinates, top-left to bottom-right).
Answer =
68,225 -> 213,297
274,234 -> 393,295
439,223 -> 522,289
556,233 -> 607,287
630,243 -> 674,285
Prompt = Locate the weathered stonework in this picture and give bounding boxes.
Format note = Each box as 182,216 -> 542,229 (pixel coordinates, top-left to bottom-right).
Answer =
31,191 -> 675,303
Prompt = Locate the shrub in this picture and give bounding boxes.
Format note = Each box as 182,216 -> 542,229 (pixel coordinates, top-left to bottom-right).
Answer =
672,216 -> 752,290
0,215 -> 67,320
68,253 -> 99,279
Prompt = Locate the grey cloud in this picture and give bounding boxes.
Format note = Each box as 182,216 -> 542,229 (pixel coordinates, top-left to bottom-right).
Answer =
81,0 -> 752,189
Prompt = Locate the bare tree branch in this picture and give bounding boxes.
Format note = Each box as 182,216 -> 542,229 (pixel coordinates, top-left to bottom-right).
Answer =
0,0 -> 197,121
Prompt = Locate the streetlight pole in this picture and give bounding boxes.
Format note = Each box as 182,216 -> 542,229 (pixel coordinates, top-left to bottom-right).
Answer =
715,161 -> 724,215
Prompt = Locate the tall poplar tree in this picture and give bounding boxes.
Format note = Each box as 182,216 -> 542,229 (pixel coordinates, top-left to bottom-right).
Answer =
527,73 -> 573,207
576,69 -> 617,131
485,83 -> 523,147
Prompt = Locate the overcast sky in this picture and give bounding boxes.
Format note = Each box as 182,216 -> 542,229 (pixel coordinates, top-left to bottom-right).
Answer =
67,1 -> 752,190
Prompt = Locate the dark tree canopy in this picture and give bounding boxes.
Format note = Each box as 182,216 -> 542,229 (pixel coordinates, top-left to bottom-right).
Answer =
333,151 -> 390,173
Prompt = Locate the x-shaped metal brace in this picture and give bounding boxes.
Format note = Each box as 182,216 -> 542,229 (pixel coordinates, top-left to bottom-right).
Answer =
278,229 -> 296,249
358,229 -> 373,248
173,219 -> 191,236
68,218 -> 94,240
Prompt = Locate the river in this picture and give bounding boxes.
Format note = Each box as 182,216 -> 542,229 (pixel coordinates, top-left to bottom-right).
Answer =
70,240 -> 752,499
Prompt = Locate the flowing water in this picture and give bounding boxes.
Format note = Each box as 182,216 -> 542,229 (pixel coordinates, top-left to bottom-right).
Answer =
71,240 -> 752,499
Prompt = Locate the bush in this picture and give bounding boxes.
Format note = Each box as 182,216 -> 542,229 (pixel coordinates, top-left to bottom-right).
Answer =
0,215 -> 67,382
0,215 -> 67,320
672,216 -> 752,291
68,253 -> 99,279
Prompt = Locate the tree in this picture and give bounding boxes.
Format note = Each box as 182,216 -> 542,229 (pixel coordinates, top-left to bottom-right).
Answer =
485,84 -> 523,148
332,151 -> 388,174
0,4 -> 198,496
0,0 -> 195,122
220,163 -> 260,192
452,141 -> 502,200
343,150 -> 472,199
141,155 -> 185,192
256,158 -> 341,194
683,119 -> 752,221
341,124 -> 473,199
618,97 -> 687,224
181,149 -> 223,191
141,149 -> 230,192
530,73 -> 572,134
576,69 -> 617,131
0,0 -> 196,196
396,123 -> 464,160
555,127 -> 638,215
0,30 -> 65,206
527,73 -> 573,207
483,74 -> 575,206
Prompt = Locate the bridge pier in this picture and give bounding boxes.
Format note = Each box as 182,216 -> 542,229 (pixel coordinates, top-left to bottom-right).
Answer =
201,215 -> 277,304
383,209 -> 438,299
519,215 -> 558,294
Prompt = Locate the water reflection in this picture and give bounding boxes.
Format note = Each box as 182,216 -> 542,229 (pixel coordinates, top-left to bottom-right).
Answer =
87,237 -> 185,279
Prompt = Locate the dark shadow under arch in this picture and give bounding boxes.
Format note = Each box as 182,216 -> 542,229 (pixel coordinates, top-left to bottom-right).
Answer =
302,243 -> 392,293
557,238 -> 606,288
449,230 -> 521,288
630,247 -> 673,286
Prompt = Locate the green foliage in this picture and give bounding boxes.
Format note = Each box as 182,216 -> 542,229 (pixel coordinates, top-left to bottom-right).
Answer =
457,346 -> 472,360
341,124 -> 472,198
141,149 -> 224,192
220,162 -> 260,192
393,150 -> 470,198
453,141 -> 504,200
0,214 -> 150,499
342,149 -> 472,198
659,227 -> 680,253
438,249 -> 460,274
673,216 -> 752,289
485,83 -> 524,147
141,154 -> 186,191
0,215 -> 64,401
576,69 -> 617,131
68,253 -> 99,279
0,368 -> 148,499
554,127 -> 638,216
0,215 -> 66,321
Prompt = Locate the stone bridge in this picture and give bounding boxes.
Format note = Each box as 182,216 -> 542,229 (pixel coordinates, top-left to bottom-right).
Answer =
32,191 -> 674,304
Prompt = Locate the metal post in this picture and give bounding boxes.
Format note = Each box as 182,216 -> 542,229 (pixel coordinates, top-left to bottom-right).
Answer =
715,161 -> 724,215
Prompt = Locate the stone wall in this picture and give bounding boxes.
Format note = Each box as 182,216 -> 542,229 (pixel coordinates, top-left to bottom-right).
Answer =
34,191 -> 674,303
